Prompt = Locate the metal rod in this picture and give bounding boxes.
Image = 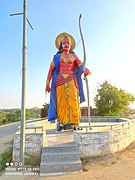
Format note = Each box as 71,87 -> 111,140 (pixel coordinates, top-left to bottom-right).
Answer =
26,18 -> 33,30
85,76 -> 91,127
20,0 -> 27,166
10,13 -> 23,16
79,14 -> 91,129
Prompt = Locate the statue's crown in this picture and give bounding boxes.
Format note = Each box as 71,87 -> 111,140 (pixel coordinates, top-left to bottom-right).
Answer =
61,33 -> 71,41
55,32 -> 76,50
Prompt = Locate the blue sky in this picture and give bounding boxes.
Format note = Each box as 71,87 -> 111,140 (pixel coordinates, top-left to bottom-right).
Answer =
0,0 -> 135,109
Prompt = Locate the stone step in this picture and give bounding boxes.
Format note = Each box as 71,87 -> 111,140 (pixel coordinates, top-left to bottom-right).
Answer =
40,133 -> 82,176
46,130 -> 74,146
42,142 -> 78,153
40,160 -> 82,175
41,152 -> 80,163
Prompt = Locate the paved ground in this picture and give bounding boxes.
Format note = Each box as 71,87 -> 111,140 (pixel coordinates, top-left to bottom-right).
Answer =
0,122 -> 20,155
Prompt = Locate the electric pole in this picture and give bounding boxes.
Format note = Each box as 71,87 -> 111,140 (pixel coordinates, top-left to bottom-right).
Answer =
10,0 -> 33,166
20,0 -> 27,165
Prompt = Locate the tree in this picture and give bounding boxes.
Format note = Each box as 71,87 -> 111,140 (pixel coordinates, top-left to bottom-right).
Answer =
41,104 -> 49,118
14,109 -> 21,121
94,81 -> 135,116
5,112 -> 16,122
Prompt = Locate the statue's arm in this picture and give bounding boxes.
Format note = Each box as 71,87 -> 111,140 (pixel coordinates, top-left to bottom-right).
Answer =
74,55 -> 83,67
75,55 -> 91,76
45,60 -> 55,93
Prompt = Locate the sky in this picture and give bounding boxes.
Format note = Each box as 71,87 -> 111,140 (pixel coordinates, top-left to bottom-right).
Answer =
0,0 -> 135,109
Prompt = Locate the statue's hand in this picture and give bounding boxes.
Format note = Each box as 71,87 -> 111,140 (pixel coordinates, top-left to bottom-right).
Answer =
83,68 -> 91,76
45,85 -> 51,93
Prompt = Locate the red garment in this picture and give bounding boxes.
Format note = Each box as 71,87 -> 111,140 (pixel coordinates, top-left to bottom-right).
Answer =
56,73 -> 78,89
46,53 -> 82,94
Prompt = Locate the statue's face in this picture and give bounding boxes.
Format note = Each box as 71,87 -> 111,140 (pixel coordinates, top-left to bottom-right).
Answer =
62,39 -> 71,51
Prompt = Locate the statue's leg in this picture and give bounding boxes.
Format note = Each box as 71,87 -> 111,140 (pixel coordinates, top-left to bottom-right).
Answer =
56,119 -> 63,131
56,80 -> 80,128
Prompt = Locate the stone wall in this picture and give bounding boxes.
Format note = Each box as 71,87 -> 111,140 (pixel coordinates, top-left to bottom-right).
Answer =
80,117 -> 128,122
74,119 -> 135,158
12,118 -> 135,164
12,132 -> 46,165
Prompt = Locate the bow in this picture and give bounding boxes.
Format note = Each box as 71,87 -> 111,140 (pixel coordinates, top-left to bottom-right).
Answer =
79,14 -> 91,128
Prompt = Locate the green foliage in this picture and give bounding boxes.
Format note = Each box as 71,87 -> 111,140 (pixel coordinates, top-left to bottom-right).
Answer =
43,103 -> 49,109
0,108 -> 41,125
0,148 -> 12,172
26,108 -> 41,119
94,81 -> 135,116
4,109 -> 21,122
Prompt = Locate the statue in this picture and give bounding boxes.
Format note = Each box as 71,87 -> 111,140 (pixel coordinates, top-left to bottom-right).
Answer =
45,32 -> 91,131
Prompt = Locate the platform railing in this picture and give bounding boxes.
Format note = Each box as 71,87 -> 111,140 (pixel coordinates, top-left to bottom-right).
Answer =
26,117 -> 47,124
19,117 -> 135,133
78,119 -> 135,132
17,117 -> 47,133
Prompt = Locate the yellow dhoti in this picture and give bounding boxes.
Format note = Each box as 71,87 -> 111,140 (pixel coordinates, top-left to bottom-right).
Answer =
56,79 -> 80,125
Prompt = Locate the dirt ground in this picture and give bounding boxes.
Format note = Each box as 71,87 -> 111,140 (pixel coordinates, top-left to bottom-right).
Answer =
44,141 -> 135,180
1,141 -> 135,180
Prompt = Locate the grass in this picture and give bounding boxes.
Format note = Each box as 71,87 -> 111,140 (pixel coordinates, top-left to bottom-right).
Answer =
0,120 -> 19,126
0,148 -> 13,172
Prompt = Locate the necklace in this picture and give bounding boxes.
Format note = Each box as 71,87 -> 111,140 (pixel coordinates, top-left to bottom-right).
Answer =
61,53 -> 73,63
